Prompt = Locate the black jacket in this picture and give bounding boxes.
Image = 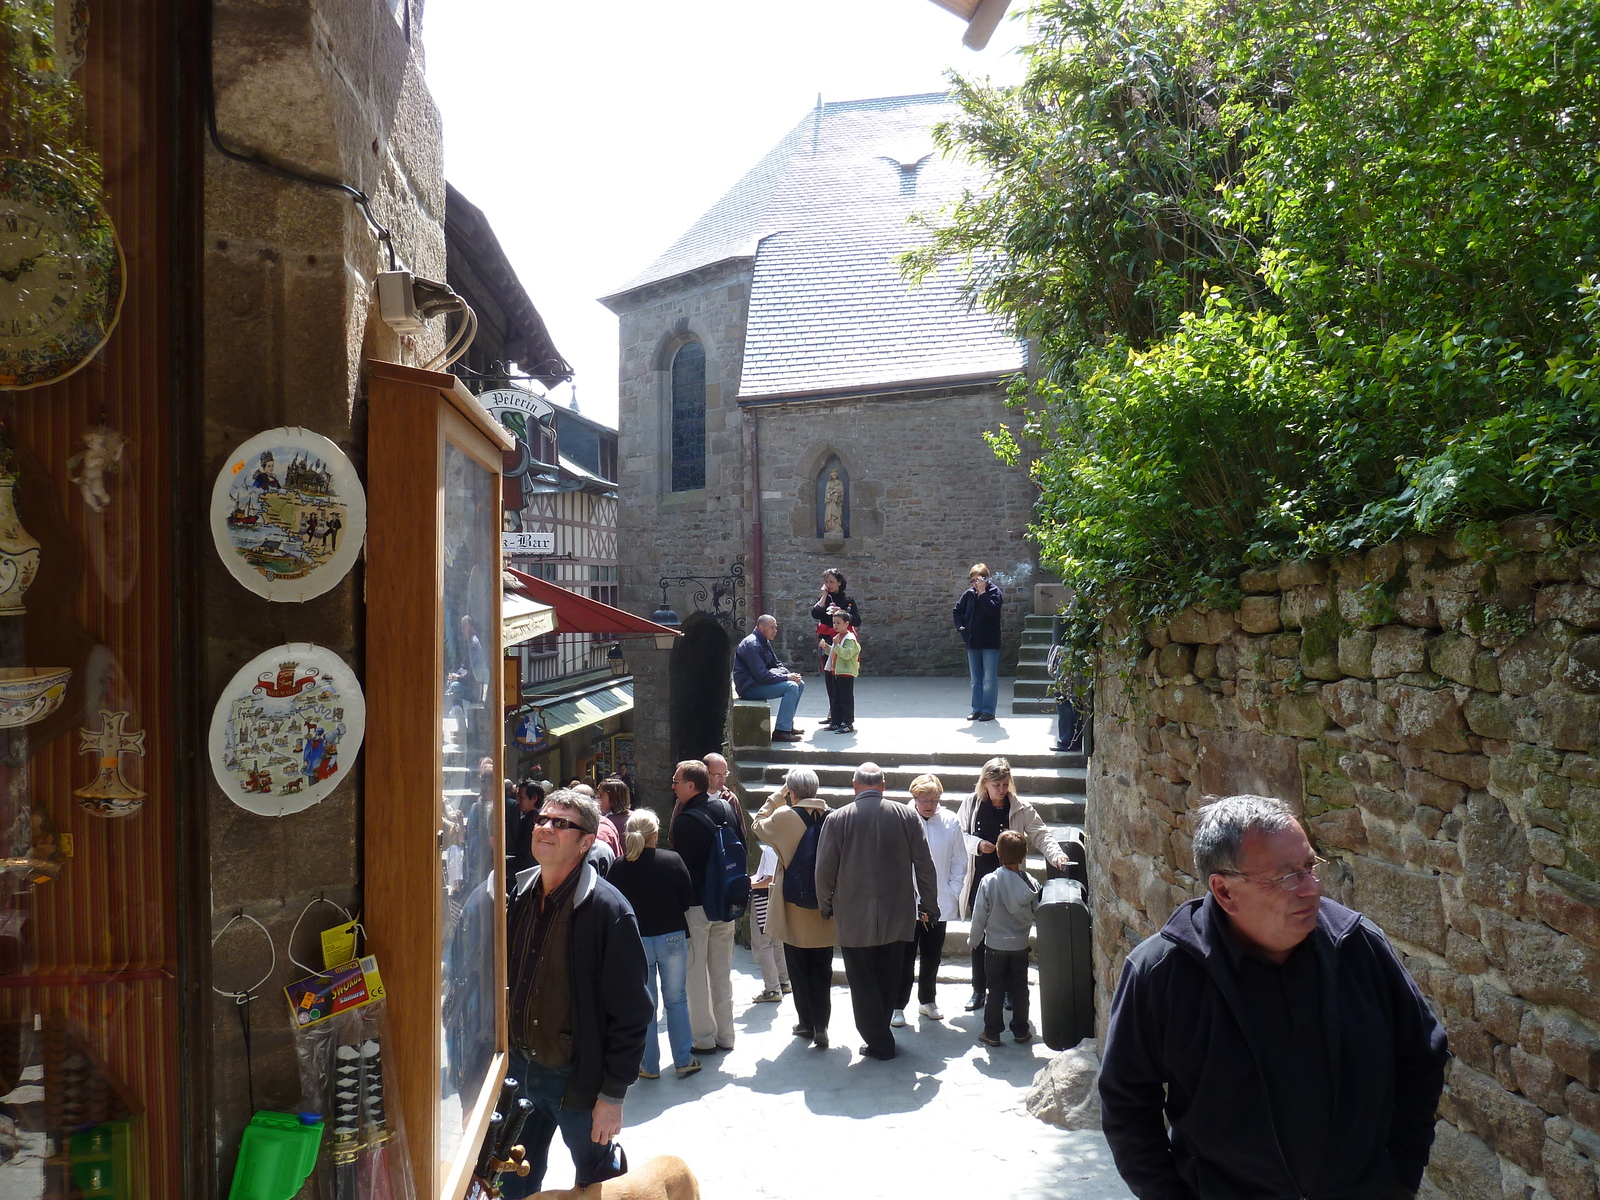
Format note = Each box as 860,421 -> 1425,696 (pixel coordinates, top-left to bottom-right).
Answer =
811,590 -> 863,640
1099,895 -> 1447,1200
953,584 -> 1003,649
606,847 -> 695,937
509,862 -> 652,1110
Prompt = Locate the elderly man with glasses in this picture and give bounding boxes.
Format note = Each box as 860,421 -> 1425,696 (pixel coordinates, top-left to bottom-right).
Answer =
1099,794 -> 1448,1200
502,790 -> 651,1197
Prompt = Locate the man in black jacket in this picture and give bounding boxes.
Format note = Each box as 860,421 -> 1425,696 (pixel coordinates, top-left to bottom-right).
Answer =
1100,794 -> 1448,1200
503,790 -> 651,1198
669,760 -> 744,1053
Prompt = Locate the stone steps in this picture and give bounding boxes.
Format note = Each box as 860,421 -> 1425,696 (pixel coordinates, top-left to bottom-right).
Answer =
1014,615 -> 1057,715
738,758 -> 1085,797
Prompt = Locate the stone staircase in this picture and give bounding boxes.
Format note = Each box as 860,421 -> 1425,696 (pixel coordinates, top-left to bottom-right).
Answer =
732,742 -> 1086,982
1011,612 -> 1056,714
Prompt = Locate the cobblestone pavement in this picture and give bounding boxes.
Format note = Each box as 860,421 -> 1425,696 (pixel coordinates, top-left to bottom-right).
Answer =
592,947 -> 1133,1200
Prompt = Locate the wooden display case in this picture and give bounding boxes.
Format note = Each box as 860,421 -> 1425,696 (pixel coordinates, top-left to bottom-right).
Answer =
365,362 -> 513,1200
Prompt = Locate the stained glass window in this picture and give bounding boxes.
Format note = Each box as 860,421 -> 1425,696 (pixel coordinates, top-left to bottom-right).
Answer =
670,342 -> 706,492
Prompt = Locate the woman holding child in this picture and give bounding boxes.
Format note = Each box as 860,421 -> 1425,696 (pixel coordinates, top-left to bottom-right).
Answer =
811,568 -> 863,719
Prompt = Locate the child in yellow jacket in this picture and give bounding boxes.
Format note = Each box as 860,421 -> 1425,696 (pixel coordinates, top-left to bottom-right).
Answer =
824,609 -> 861,733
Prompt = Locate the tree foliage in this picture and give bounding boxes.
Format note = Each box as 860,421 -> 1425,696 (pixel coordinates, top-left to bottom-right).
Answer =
910,0 -> 1600,643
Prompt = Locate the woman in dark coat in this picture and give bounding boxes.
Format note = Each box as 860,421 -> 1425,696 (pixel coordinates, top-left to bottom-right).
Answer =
606,810 -> 699,1079
811,567 -> 863,729
953,562 -> 1004,721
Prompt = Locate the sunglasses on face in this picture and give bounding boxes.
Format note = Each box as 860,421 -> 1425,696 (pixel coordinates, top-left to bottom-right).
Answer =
535,814 -> 587,832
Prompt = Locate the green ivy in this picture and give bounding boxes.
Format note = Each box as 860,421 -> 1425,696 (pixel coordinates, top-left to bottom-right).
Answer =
910,0 -> 1600,657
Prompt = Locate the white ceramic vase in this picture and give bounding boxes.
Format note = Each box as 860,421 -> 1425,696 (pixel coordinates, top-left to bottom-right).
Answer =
0,475 -> 42,616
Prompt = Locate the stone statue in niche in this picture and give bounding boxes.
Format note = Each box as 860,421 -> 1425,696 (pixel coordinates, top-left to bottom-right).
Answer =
823,470 -> 844,534
814,458 -> 850,541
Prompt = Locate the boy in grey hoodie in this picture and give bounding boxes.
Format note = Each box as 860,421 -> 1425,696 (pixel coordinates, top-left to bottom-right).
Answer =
967,830 -> 1040,1045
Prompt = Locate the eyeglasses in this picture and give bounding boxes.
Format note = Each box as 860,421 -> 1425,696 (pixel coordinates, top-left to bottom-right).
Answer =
1219,857 -> 1328,893
534,814 -> 588,833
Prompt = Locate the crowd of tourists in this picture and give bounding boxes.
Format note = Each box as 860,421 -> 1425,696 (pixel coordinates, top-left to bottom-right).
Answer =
495,755 -> 1068,1195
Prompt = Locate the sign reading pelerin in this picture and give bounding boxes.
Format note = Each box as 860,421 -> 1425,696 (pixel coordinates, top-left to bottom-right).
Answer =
502,531 -> 555,555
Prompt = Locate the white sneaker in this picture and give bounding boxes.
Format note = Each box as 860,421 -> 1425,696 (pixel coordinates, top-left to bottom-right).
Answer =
918,1002 -> 943,1021
890,1008 -> 907,1028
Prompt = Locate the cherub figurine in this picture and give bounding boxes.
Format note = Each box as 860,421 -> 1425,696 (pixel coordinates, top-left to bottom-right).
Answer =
67,426 -> 129,513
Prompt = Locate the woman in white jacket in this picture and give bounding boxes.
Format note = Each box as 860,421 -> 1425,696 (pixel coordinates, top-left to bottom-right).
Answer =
954,757 -> 1070,1011
892,774 -> 968,1025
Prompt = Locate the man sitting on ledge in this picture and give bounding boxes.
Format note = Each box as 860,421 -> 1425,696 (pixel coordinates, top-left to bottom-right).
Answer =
734,615 -> 805,742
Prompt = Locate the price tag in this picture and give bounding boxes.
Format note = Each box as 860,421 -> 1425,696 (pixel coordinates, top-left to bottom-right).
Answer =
320,919 -> 359,970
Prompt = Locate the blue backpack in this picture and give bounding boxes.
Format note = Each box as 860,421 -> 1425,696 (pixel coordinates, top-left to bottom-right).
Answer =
691,800 -> 750,922
781,808 -> 824,910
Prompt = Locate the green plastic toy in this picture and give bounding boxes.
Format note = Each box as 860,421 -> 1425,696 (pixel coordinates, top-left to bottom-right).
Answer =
227,1111 -> 324,1200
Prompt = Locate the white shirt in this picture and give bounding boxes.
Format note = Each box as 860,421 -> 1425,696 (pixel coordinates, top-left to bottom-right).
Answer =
917,806 -> 969,922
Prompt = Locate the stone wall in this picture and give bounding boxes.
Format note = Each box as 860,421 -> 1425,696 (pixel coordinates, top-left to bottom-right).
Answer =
204,0 -> 444,1179
1087,520 -> 1600,1198
751,382 -> 1038,675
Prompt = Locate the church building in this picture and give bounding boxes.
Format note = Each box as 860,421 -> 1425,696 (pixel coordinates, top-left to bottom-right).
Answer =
602,93 -> 1041,768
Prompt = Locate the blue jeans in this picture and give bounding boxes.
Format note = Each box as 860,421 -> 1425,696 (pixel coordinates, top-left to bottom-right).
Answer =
967,647 -> 1000,716
499,1051 -> 607,1197
640,930 -> 693,1074
742,677 -> 804,732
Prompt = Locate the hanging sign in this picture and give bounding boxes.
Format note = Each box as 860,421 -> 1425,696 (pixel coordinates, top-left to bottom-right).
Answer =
210,428 -> 367,602
209,643 -> 366,816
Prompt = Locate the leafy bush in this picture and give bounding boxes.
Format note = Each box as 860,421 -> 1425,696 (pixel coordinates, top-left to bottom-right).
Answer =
912,0 -> 1600,644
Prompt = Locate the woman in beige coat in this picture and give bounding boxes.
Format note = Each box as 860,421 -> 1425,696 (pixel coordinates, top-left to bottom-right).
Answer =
753,766 -> 838,1049
953,756 -> 1071,1011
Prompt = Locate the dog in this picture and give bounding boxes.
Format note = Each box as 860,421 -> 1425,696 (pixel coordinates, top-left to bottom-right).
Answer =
526,1155 -> 698,1200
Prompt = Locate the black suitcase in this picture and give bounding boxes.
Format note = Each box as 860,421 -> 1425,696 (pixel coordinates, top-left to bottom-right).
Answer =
1036,877 -> 1094,1051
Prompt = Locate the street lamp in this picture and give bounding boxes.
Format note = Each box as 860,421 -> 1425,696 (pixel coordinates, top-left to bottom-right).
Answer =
607,643 -> 627,676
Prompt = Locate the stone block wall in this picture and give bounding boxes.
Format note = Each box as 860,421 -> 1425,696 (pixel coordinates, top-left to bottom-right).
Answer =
751,382 -> 1038,675
1087,521 -> 1600,1198
205,0 -> 444,1179
611,262 -> 754,625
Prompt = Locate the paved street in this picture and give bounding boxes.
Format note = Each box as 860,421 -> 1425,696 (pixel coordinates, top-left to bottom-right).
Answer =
610,947 -> 1133,1200
785,675 -> 1060,757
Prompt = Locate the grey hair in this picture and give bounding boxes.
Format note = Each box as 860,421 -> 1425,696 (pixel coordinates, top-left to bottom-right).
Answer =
756,613 -> 778,628
544,789 -> 602,836
784,766 -> 820,801
1192,795 -> 1299,882
852,761 -> 886,788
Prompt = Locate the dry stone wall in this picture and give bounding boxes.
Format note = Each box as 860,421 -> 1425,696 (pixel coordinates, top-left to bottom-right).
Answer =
1087,519 -> 1600,1199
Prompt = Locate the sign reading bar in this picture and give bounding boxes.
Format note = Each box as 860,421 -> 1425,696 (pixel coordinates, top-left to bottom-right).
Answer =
503,531 -> 556,555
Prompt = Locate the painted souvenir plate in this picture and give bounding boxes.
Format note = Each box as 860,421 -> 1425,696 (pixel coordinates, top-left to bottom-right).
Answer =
0,158 -> 125,390
208,643 -> 366,817
210,428 -> 366,602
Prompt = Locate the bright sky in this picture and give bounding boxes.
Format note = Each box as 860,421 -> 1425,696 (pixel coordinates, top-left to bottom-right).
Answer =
424,1 -> 1031,427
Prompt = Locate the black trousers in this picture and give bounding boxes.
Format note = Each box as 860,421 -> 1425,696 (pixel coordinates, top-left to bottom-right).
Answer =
831,674 -> 855,727
841,943 -> 905,1058
983,947 -> 1031,1038
895,921 -> 947,1009
783,943 -> 834,1038
822,670 -> 837,723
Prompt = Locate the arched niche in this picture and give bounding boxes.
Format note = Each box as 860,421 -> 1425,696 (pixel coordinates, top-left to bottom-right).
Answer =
814,454 -> 850,540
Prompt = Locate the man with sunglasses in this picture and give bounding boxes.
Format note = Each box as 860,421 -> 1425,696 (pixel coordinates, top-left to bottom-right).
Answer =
503,790 -> 651,1197
1100,794 -> 1447,1200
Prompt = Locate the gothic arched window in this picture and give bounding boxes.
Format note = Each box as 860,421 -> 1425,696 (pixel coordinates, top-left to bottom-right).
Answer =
670,342 -> 706,492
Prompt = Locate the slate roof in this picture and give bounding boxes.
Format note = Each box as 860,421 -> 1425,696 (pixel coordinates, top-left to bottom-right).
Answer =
605,93 -> 1023,399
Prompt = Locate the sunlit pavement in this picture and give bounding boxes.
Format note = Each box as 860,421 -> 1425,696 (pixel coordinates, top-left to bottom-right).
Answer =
593,946 -> 1133,1200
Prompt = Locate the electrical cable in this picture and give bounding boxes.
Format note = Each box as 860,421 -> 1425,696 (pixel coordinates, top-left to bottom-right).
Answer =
423,300 -> 479,371
202,1 -> 397,271
211,911 -> 276,1114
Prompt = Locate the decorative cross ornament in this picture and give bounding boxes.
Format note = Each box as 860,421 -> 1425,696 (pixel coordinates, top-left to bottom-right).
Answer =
74,709 -> 146,816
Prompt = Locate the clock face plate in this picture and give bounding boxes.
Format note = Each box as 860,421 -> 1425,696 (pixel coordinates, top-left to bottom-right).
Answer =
0,158 -> 125,391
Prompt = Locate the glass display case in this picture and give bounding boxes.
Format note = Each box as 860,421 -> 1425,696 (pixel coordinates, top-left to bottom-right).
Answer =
365,363 -> 510,1200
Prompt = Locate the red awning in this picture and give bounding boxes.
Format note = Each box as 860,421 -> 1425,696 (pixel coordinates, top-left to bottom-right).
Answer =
505,568 -> 681,640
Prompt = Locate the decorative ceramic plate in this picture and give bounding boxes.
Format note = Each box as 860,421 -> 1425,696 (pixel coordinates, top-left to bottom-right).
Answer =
208,643 -> 365,816
0,158 -> 125,391
210,428 -> 366,602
